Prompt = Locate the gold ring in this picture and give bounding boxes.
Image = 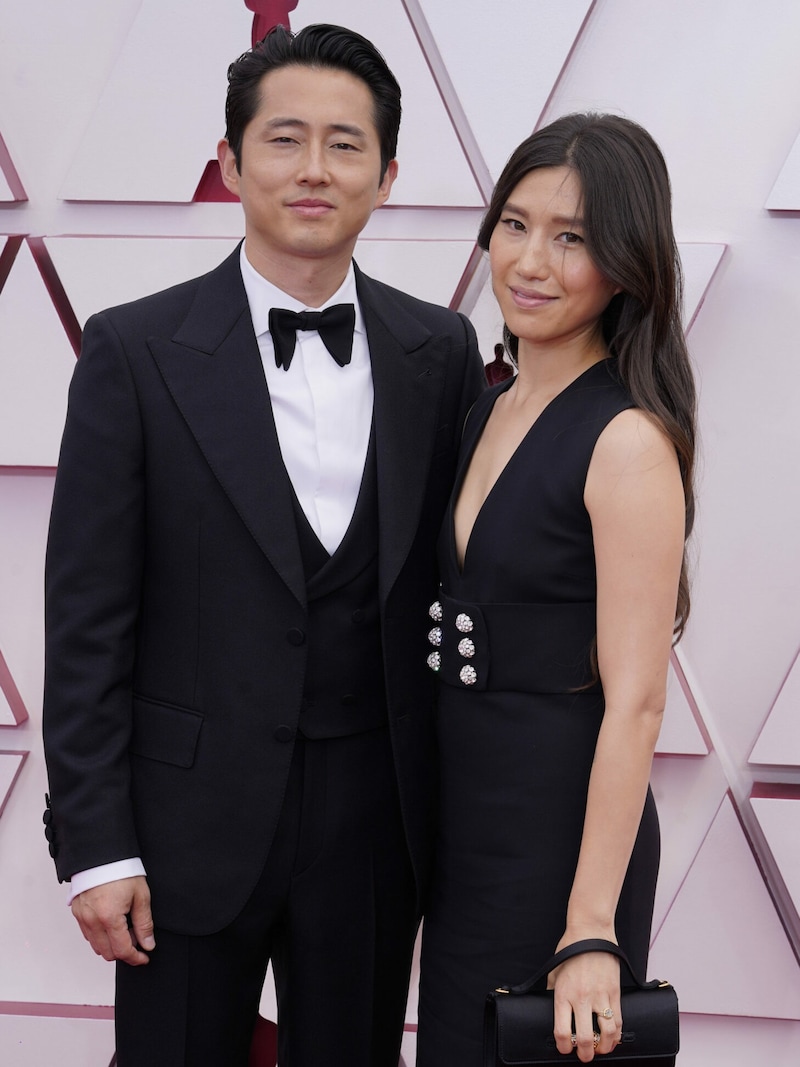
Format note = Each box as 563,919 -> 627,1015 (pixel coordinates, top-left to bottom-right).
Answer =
571,1032 -> 601,1049
601,1007 -> 614,1020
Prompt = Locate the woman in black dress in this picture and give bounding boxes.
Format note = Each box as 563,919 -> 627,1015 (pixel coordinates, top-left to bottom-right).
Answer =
417,114 -> 696,1064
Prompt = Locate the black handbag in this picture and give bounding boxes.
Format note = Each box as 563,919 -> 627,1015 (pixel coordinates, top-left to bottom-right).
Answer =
483,938 -> 679,1066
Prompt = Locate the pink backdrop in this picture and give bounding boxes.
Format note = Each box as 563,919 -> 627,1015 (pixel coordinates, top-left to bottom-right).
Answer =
2,1 -> 800,1063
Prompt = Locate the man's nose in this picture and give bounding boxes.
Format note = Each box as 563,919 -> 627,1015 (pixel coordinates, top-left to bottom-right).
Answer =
297,143 -> 330,185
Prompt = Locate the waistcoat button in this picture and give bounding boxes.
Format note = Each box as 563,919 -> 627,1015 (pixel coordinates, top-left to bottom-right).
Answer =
286,628 -> 305,646
274,725 -> 295,743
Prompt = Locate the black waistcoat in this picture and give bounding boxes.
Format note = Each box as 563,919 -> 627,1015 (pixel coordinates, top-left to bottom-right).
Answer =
293,436 -> 388,738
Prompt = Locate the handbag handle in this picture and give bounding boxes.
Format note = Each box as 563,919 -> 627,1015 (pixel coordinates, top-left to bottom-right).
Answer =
501,938 -> 646,997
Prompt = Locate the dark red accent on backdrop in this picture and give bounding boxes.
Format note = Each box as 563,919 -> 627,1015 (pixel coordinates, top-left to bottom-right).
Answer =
485,343 -> 514,386
27,237 -> 82,357
0,132 -> 27,201
249,1015 -> 278,1066
193,159 -> 240,203
246,1 -> 298,46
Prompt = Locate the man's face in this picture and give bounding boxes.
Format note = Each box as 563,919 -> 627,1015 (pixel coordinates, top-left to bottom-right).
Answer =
218,65 -> 397,281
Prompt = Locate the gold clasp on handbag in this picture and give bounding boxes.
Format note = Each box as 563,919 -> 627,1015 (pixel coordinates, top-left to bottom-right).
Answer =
495,987 -> 510,994
657,980 -> 672,988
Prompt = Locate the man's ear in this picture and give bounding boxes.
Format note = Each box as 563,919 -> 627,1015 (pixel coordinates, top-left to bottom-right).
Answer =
217,139 -> 240,198
375,158 -> 399,209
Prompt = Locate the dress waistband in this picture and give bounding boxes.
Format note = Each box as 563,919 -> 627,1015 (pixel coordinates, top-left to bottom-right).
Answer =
427,593 -> 600,694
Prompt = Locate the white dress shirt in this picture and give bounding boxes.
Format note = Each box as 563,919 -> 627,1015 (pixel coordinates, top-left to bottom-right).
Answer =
240,244 -> 373,554
68,244 -> 374,902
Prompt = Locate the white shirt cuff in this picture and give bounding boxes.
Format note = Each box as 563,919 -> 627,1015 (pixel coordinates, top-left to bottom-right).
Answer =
67,858 -> 147,905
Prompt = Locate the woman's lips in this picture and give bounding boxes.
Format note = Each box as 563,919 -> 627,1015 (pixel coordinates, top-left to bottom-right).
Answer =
510,287 -> 555,309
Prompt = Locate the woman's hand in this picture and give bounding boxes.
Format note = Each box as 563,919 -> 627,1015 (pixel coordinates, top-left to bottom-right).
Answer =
548,947 -> 622,1061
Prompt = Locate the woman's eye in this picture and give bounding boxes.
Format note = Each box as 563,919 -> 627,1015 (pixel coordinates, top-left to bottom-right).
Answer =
558,231 -> 583,244
500,217 -> 525,232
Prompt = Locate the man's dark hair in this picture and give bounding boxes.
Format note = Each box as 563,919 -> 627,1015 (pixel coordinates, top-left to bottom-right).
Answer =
225,23 -> 401,179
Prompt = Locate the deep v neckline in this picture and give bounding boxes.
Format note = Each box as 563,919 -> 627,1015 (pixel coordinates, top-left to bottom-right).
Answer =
451,361 -> 608,576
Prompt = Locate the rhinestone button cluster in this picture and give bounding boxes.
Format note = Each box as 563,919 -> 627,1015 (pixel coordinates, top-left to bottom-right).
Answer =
455,612 -> 477,684
427,601 -> 478,685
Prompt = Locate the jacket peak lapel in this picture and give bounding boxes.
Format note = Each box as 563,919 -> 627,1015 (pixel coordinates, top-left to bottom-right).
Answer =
150,250 -> 306,607
356,268 -> 446,602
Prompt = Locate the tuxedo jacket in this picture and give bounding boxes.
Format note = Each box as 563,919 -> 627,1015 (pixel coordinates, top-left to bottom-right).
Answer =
43,246 -> 485,935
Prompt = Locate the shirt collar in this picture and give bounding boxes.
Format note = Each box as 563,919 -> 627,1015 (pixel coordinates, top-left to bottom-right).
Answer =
239,242 -> 364,339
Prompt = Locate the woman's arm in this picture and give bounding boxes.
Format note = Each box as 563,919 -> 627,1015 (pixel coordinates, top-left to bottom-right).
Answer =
550,406 -> 685,1063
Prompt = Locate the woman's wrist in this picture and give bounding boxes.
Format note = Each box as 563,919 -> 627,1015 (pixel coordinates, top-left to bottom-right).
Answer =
559,918 -> 617,947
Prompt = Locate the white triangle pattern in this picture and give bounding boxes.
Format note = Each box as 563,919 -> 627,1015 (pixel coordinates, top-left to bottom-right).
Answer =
60,0 -> 251,202
0,242 -> 76,466
750,648 -> 800,766
649,796 -> 800,1019
0,751 -> 26,818
680,243 -> 726,330
752,796 -> 800,922
0,686 -> 15,727
417,0 -> 593,182
766,129 -> 800,209
656,655 -> 709,756
45,237 -> 240,329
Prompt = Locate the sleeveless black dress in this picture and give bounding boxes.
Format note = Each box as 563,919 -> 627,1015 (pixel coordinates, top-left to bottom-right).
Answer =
416,359 -> 660,1065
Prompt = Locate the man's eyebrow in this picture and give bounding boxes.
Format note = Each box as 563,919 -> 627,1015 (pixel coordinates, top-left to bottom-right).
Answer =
262,117 -> 368,140
328,122 -> 368,140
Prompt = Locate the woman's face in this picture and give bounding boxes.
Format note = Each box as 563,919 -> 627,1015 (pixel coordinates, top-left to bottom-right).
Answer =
489,166 -> 619,354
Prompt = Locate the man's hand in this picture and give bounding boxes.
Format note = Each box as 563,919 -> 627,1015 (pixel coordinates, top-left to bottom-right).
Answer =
71,875 -> 155,966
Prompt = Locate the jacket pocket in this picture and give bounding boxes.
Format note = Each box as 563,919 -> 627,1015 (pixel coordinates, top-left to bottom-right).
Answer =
130,695 -> 204,768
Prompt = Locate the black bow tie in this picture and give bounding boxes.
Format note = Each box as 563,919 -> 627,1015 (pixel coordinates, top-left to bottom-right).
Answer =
269,304 -> 356,371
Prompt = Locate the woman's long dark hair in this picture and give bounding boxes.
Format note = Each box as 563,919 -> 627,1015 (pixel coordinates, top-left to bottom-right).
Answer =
479,113 -> 696,640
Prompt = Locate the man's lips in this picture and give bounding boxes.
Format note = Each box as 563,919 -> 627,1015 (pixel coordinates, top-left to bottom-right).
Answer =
287,199 -> 334,217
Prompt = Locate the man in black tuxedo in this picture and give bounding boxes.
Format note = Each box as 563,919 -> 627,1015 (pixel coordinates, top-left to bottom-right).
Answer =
42,23 -> 484,1067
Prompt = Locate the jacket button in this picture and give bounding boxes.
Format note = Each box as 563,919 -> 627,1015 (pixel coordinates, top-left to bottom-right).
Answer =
286,628 -> 305,646
351,609 -> 365,624
274,725 -> 295,743
340,693 -> 357,706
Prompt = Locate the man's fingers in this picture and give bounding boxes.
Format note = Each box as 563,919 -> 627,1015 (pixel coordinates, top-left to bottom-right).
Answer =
70,877 -> 152,966
129,884 -> 156,952
106,913 -> 151,966
74,906 -> 151,966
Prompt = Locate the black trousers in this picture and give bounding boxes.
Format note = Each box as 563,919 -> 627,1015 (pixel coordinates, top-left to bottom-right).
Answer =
115,726 -> 418,1066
